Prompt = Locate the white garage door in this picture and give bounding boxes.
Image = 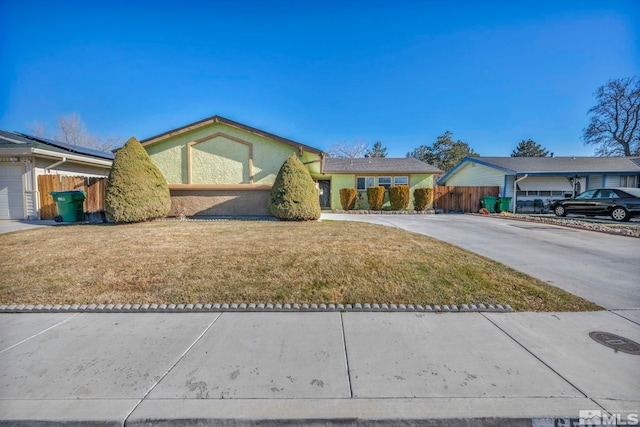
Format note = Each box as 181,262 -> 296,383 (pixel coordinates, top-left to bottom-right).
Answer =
0,165 -> 24,220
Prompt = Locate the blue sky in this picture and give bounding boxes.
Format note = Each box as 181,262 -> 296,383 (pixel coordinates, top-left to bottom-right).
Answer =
1,0 -> 638,157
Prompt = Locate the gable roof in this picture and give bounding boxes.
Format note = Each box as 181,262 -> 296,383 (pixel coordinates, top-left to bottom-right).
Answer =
324,157 -> 443,174
0,130 -> 114,160
471,156 -> 640,174
439,156 -> 640,184
139,115 -> 324,155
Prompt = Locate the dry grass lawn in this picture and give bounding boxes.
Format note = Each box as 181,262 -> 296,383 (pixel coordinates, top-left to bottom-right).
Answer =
0,220 -> 600,311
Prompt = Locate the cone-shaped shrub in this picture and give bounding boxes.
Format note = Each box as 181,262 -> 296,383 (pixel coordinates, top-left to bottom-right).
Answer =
269,154 -> 320,221
389,185 -> 410,210
339,188 -> 357,210
367,186 -> 385,210
414,188 -> 433,211
105,136 -> 171,223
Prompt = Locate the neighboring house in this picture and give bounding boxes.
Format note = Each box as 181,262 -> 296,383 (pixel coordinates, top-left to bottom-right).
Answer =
0,131 -> 113,220
438,156 -> 640,212
140,115 -> 441,215
322,157 -> 443,210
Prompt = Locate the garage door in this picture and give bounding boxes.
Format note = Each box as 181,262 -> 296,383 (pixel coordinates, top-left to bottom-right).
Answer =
0,165 -> 24,219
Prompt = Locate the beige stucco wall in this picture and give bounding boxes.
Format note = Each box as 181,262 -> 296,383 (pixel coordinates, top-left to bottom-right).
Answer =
144,122 -> 321,185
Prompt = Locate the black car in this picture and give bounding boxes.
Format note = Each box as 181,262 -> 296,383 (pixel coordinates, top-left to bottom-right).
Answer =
550,187 -> 640,222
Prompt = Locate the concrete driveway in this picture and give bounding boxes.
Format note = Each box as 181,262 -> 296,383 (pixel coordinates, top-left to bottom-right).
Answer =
322,213 -> 640,310
0,220 -> 57,234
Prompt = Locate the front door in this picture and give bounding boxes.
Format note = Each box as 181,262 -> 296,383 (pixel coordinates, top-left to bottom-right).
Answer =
318,180 -> 331,209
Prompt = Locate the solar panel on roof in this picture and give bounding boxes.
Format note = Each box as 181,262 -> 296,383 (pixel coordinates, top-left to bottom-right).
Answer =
16,132 -> 114,160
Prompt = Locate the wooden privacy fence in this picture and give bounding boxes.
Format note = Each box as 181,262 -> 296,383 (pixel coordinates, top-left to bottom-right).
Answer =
433,186 -> 499,213
38,175 -> 107,220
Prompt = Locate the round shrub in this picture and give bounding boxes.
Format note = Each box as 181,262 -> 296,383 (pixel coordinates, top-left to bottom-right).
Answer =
414,187 -> 433,211
366,186 -> 385,210
389,185 -> 410,210
269,154 -> 321,221
105,136 -> 171,223
339,188 -> 357,210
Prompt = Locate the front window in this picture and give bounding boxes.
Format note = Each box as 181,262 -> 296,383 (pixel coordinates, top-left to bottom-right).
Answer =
394,176 -> 409,186
574,189 -> 597,200
378,176 -> 392,189
356,176 -> 375,191
621,176 -> 638,187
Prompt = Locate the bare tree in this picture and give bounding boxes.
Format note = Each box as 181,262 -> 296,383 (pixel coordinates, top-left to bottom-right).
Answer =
326,139 -> 369,158
29,121 -> 49,138
583,76 -> 640,156
29,112 -> 122,152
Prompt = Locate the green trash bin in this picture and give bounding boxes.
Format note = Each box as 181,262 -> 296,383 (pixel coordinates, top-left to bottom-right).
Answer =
50,191 -> 86,222
480,196 -> 497,213
496,197 -> 512,212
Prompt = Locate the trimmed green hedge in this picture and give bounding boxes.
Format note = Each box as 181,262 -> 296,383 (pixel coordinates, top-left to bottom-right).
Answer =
269,154 -> 321,221
339,188 -> 357,210
389,185 -> 410,210
367,186 -> 385,210
414,188 -> 433,211
105,136 -> 171,223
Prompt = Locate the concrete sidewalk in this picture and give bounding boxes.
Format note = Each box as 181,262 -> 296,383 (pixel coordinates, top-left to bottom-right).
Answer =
1,310 -> 638,426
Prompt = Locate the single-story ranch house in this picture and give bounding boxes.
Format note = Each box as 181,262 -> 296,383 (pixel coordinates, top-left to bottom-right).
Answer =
438,156 -> 640,212
0,131 -> 113,220
140,115 -> 443,216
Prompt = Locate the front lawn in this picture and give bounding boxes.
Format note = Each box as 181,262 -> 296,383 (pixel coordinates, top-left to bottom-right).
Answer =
0,220 -> 600,311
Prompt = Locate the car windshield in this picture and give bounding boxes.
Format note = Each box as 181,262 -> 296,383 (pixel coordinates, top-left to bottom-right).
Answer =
574,190 -> 597,200
617,188 -> 640,198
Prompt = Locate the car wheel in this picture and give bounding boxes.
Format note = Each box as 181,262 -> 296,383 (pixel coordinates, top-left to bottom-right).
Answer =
554,205 -> 567,217
611,207 -> 630,222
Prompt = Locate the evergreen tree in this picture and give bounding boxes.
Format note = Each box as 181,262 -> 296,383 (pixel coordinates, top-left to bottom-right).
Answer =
366,141 -> 388,158
105,136 -> 171,223
407,130 -> 478,172
511,139 -> 552,157
269,154 -> 321,221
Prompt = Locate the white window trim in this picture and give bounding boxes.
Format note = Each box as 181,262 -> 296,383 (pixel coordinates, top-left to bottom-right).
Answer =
393,176 -> 409,186
356,176 -> 375,191
378,176 -> 392,189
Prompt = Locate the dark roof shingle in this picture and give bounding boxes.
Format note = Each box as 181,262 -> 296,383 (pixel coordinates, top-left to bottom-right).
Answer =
0,130 -> 114,160
475,156 -> 640,173
324,157 -> 443,174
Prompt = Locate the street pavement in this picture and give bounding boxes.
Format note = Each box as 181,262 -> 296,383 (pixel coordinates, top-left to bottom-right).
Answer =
1,214 -> 639,426
1,310 -> 638,426
321,213 -> 640,310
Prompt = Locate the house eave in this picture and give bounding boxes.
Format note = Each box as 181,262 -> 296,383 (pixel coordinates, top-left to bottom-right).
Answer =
168,184 -> 272,191
323,170 -> 438,175
0,147 -> 112,167
139,115 -> 324,155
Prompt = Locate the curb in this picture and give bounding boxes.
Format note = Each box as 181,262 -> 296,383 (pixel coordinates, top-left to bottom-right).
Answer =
0,303 -> 512,313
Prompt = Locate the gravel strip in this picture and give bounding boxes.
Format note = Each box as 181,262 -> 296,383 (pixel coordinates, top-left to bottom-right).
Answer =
481,213 -> 640,237
0,303 -> 512,313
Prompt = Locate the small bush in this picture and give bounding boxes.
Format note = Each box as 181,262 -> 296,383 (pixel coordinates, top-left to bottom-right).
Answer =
269,154 -> 321,221
414,188 -> 433,211
389,185 -> 410,210
105,136 -> 171,223
339,188 -> 357,210
367,186 -> 385,210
